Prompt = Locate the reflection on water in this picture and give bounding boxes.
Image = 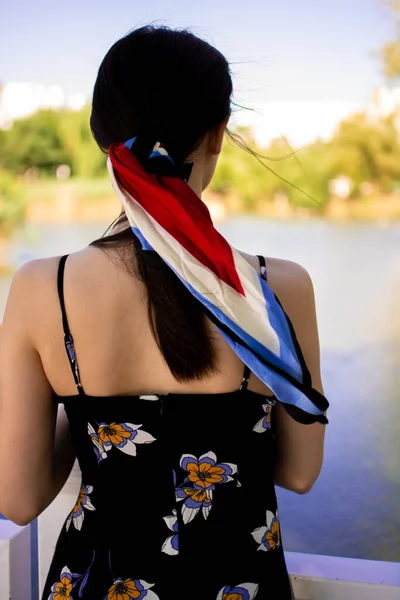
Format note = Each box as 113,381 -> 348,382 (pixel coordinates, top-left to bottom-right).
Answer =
1,217 -> 399,561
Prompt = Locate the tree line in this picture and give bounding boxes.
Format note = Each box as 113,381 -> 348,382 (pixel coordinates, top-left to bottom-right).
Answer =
1,103 -> 400,207
1,0 -> 400,234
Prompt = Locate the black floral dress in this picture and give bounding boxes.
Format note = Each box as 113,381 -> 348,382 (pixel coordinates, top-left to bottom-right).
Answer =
42,255 -> 295,600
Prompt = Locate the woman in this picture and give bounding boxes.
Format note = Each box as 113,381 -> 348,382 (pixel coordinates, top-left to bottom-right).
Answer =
0,26 -> 328,600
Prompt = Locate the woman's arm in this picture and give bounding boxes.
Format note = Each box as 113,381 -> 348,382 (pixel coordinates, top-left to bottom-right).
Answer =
267,258 -> 327,494
0,262 -> 76,525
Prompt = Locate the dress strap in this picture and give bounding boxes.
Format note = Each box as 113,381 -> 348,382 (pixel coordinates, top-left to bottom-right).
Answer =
57,255 -> 84,395
256,254 -> 267,281
239,364 -> 251,391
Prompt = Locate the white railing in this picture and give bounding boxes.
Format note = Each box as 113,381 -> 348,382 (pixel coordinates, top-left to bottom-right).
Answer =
1,465 -> 399,599
0,519 -> 31,599
286,552 -> 400,600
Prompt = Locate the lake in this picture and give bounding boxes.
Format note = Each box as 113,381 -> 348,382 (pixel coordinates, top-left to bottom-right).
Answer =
1,217 -> 399,563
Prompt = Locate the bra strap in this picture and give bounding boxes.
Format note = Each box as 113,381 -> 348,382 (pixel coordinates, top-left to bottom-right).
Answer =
57,255 -> 84,395
256,254 -> 267,281
239,364 -> 251,391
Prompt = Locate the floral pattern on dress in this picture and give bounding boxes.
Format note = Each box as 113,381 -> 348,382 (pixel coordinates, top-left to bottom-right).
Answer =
180,451 -> 237,489
65,485 -> 95,532
251,510 -> 281,551
216,582 -> 259,600
104,578 -> 160,600
175,451 -> 237,524
48,555 -> 95,600
161,509 -> 179,556
88,422 -> 156,463
252,403 -> 272,433
48,566 -> 74,600
176,485 -> 213,523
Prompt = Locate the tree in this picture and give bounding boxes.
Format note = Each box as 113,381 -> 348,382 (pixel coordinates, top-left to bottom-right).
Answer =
0,106 -> 106,177
210,133 -> 336,210
0,110 -> 70,174
332,112 -> 400,191
57,106 -> 107,178
0,171 -> 26,237
381,1 -> 400,80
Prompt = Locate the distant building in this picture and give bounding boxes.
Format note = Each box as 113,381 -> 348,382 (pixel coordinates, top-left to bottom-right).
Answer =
234,99 -> 362,148
0,82 -> 87,129
234,86 -> 400,148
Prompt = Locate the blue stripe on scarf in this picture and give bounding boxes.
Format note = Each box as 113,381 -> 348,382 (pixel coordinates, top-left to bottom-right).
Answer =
132,226 -> 154,252
132,227 -> 323,417
181,283 -> 322,416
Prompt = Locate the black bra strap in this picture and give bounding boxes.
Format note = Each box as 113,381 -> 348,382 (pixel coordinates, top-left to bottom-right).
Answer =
240,365 -> 251,391
57,255 -> 84,395
57,255 -> 70,336
257,255 -> 267,281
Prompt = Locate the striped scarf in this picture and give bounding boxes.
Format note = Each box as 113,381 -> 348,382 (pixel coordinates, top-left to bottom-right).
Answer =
107,137 -> 328,424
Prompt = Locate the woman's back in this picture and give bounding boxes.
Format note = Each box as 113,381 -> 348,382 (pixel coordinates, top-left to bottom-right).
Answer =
35,247 -> 277,399
38,248 -> 293,600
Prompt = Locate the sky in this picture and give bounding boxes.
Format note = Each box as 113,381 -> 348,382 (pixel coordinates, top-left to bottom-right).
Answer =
0,0 -> 397,144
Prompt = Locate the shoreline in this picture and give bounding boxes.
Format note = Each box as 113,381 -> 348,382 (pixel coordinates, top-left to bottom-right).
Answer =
25,194 -> 400,224
24,195 -> 400,225
1,183 -> 399,271
21,179 -> 400,224
1,202 -> 398,274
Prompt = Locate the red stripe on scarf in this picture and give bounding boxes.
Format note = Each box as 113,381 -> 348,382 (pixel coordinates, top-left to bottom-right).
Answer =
109,143 -> 245,296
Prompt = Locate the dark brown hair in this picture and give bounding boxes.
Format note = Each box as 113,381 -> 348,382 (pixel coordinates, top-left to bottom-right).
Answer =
90,26 -> 233,381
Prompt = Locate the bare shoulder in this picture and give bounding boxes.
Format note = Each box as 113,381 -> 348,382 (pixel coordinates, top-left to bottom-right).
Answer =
10,255 -> 60,288
4,247 -> 103,330
9,246 -> 105,295
238,250 -> 314,302
2,257 -> 61,337
264,257 -> 314,303
265,256 -> 311,281
7,256 -> 61,308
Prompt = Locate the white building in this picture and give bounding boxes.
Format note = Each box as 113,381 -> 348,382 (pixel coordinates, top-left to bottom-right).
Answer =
234,86 -> 400,148
0,82 -> 87,129
234,100 -> 362,148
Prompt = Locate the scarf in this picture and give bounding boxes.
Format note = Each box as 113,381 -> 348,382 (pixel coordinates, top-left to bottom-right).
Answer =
107,136 -> 328,424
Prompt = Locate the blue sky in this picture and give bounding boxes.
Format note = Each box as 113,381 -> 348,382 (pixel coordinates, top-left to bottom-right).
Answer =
0,0 -> 395,106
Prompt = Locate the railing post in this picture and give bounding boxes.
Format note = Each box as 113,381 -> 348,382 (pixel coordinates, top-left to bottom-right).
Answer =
0,519 -> 31,600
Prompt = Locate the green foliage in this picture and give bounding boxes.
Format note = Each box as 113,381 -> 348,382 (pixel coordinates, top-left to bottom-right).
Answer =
0,170 -> 26,236
211,110 -> 400,209
0,102 -> 400,224
58,106 -> 107,178
212,134 -> 336,209
331,113 -> 400,191
382,40 -> 400,79
0,106 -> 106,177
381,1 -> 400,80
0,110 -> 69,173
